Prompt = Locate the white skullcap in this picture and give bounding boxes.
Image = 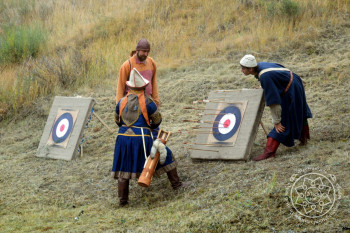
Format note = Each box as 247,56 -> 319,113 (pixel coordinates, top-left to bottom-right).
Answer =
126,68 -> 149,89
240,54 -> 257,67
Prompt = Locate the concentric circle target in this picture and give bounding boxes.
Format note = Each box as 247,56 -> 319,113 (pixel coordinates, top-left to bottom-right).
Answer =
212,105 -> 241,141
52,112 -> 74,143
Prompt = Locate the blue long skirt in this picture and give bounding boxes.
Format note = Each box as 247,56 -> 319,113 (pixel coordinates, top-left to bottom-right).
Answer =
112,132 -> 177,180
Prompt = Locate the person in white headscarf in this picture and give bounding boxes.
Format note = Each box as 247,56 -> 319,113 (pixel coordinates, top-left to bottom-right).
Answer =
240,54 -> 312,161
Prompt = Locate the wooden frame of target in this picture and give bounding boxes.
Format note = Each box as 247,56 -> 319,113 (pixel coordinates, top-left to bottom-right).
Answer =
190,89 -> 265,161
36,96 -> 95,161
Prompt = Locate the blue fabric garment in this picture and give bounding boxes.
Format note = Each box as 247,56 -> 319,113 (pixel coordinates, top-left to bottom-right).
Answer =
151,126 -> 160,140
256,62 -> 312,147
112,95 -> 175,180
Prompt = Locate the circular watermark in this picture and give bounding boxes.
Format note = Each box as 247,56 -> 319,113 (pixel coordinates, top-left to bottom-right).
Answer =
285,167 -> 342,224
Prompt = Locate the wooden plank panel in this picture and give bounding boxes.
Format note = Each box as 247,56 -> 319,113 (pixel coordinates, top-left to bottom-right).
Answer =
190,89 -> 264,161
36,96 -> 95,161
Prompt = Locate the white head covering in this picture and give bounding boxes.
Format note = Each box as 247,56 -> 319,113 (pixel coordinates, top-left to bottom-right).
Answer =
126,68 -> 149,89
240,54 -> 257,67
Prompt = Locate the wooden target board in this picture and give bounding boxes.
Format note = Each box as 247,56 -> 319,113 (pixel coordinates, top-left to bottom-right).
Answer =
36,96 -> 95,161
190,89 -> 264,161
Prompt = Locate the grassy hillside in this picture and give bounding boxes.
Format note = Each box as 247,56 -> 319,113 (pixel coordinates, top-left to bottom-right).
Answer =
1,0 -> 350,232
0,0 -> 349,118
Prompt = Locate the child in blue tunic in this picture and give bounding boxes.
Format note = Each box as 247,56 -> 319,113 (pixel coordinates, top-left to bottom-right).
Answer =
112,68 -> 187,206
240,55 -> 312,161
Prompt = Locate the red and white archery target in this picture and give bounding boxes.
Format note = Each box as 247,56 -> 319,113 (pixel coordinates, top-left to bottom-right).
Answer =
217,113 -> 236,135
56,118 -> 70,137
48,109 -> 79,148
37,96 -> 94,161
191,89 -> 264,161
212,105 -> 242,141
52,112 -> 73,143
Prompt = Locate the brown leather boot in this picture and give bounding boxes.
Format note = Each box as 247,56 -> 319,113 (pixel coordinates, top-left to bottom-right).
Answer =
166,168 -> 190,190
299,124 -> 310,146
253,137 -> 280,161
118,178 -> 129,207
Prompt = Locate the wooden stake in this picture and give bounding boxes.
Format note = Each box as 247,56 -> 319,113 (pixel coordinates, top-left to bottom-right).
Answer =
260,121 -> 268,136
93,112 -> 114,134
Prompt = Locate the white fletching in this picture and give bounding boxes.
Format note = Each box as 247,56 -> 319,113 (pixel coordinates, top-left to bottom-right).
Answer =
150,139 -> 160,159
158,141 -> 167,165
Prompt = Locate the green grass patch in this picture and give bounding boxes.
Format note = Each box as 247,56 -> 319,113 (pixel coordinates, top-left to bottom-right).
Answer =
263,0 -> 300,18
0,24 -> 47,64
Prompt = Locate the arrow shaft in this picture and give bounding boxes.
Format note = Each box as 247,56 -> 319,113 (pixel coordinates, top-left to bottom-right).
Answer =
188,147 -> 219,152
185,142 -> 233,147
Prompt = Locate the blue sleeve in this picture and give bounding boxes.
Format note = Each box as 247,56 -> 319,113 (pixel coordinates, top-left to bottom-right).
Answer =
115,100 -> 123,127
260,75 -> 282,106
116,100 -> 121,114
146,101 -> 157,115
146,101 -> 162,129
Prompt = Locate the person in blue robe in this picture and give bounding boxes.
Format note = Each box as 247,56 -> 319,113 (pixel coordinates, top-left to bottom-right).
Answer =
240,54 -> 312,161
112,68 -> 188,206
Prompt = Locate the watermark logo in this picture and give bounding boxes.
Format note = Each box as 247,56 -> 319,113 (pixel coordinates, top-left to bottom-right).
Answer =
285,167 -> 342,224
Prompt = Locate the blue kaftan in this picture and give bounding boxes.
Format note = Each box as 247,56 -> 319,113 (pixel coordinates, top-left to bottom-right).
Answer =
112,95 -> 177,180
257,62 -> 312,147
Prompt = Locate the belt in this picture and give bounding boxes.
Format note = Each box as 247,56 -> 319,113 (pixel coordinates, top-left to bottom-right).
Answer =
283,71 -> 293,94
258,68 -> 293,94
121,125 -> 151,131
118,125 -> 152,137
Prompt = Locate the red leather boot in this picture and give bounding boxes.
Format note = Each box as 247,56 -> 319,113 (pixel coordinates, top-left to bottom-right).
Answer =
299,125 -> 310,146
253,137 -> 280,161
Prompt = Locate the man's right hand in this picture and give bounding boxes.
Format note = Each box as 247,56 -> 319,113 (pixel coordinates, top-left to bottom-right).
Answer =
274,122 -> 285,133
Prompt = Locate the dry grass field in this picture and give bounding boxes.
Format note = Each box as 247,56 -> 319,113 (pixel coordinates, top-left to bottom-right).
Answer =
1,0 -> 350,232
